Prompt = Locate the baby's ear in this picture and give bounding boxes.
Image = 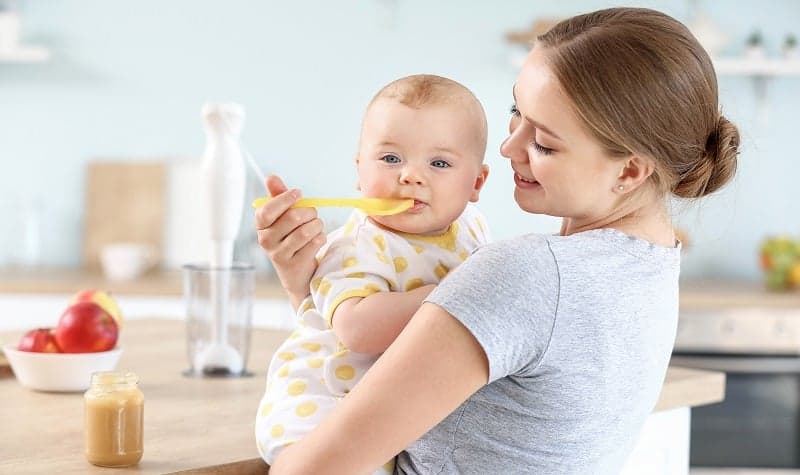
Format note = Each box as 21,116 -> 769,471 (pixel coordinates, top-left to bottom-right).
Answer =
470,164 -> 490,202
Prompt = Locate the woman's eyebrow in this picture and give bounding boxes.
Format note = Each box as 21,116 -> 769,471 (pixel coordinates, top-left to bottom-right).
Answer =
511,84 -> 562,141
527,118 -> 562,141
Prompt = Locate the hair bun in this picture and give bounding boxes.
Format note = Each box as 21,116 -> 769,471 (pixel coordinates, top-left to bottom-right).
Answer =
674,114 -> 740,199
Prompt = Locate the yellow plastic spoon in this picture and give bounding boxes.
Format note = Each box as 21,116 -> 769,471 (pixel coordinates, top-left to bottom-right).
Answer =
251,196 -> 414,216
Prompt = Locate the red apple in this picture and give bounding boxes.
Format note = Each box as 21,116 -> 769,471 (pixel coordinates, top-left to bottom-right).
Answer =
54,302 -> 119,353
70,289 -> 123,328
17,328 -> 61,353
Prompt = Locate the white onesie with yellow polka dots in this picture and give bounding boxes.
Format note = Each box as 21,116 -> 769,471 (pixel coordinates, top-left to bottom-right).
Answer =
255,204 -> 490,471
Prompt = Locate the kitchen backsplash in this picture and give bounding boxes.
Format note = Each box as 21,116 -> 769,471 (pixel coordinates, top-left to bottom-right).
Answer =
1,0 -> 799,280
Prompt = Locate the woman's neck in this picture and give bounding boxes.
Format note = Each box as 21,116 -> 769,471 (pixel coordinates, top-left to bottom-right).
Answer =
560,193 -> 676,248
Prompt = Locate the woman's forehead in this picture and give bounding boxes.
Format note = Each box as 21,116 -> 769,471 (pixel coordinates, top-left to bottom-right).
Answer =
515,49 -> 586,140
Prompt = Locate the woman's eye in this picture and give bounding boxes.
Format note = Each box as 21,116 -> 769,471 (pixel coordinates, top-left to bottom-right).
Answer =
381,154 -> 401,164
509,104 -> 520,116
431,159 -> 451,168
532,141 -> 554,156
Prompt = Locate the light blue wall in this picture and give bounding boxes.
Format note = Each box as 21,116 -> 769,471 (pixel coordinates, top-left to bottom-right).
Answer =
2,0 -> 798,280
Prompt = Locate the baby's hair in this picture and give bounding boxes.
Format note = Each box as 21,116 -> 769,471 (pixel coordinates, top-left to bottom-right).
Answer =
368,74 -> 488,159
372,74 -> 474,109
538,7 -> 739,199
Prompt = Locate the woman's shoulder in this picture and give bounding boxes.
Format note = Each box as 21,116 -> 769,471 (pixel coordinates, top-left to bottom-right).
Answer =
547,228 -> 681,266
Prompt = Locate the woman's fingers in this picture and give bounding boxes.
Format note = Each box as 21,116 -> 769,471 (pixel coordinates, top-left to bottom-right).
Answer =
266,214 -> 325,263
266,175 -> 288,198
255,189 -> 300,231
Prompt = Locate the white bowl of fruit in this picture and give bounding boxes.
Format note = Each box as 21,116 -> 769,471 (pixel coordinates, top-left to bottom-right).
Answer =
3,290 -> 124,392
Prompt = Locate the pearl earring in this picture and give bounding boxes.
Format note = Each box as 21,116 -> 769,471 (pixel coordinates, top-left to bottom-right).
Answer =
617,185 -> 624,191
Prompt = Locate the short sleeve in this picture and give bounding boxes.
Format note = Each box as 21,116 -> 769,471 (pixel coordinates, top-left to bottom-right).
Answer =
424,236 -> 559,383
311,224 -> 397,327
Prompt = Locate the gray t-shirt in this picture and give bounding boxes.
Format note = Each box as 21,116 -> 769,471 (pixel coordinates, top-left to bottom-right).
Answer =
396,228 -> 681,475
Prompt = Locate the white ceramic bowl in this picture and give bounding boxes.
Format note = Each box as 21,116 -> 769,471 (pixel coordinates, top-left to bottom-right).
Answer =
2,345 -> 123,392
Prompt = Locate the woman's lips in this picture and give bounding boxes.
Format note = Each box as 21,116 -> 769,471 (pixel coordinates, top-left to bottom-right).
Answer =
514,172 -> 540,189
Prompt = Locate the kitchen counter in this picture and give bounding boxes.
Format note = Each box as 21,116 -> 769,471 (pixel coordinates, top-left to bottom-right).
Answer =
3,269 -> 795,309
0,267 -> 286,299
0,319 -> 724,474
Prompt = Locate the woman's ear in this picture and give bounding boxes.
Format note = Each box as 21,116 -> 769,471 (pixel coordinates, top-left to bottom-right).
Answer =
469,164 -> 490,202
615,154 -> 654,194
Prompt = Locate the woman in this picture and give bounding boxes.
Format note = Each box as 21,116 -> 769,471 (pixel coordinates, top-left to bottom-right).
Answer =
256,7 -> 739,474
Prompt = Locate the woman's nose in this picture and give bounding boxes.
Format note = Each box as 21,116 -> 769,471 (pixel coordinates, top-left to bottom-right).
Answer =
500,127 -> 527,163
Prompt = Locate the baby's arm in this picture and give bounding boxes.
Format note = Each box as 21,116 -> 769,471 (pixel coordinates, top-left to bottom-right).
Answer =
331,285 -> 435,355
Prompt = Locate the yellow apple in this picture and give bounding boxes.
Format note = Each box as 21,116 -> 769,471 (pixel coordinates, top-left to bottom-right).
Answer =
70,289 -> 123,328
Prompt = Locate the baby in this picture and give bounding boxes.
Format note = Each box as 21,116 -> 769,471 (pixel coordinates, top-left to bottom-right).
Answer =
255,74 -> 491,474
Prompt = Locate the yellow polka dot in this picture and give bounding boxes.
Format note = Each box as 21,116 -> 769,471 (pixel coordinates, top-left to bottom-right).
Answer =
333,349 -> 350,358
475,219 -> 484,231
307,358 -> 323,368
405,278 -> 425,291
277,351 -> 295,361
386,279 -> 396,290
346,272 -> 365,278
283,440 -> 296,447
373,234 -> 386,251
343,221 -> 354,234
295,401 -> 318,417
259,403 -> 273,417
311,277 -> 322,291
376,252 -> 389,264
270,424 -> 285,438
315,255 -> 322,265
413,245 -> 424,254
277,364 -> 290,378
319,279 -> 332,296
299,299 -> 314,314
343,257 -> 358,268
301,342 -> 321,352
287,380 -> 307,396
364,283 -> 382,293
393,257 -> 408,273
434,262 -> 450,279
468,227 -> 478,240
459,251 -> 470,261
335,365 -> 355,380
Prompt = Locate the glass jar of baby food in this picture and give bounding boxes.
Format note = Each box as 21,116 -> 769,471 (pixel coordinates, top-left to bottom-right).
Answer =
84,371 -> 144,467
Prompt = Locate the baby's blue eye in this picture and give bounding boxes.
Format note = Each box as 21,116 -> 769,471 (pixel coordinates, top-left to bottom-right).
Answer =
431,159 -> 450,168
381,154 -> 401,164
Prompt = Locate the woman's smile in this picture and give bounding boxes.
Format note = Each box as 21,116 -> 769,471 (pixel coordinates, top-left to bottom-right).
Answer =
514,172 -> 540,189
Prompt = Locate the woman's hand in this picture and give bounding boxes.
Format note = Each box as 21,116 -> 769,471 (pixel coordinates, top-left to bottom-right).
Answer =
255,175 -> 325,310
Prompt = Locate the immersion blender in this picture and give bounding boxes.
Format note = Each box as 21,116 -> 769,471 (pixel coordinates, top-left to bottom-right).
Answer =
196,102 -> 246,375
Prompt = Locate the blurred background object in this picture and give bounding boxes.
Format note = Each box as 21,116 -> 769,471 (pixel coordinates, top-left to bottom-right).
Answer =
0,0 -> 798,282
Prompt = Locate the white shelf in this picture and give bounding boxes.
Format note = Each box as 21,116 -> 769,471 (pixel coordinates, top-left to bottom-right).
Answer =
713,56 -> 800,76
0,46 -> 51,63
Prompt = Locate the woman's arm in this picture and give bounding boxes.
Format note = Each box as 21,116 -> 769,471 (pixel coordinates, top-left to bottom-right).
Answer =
269,301 -> 489,475
255,175 -> 324,310
332,284 -> 435,354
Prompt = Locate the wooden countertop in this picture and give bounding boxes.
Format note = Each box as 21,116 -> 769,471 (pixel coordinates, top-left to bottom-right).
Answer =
2,268 -> 796,309
0,267 -> 287,299
0,319 -> 724,474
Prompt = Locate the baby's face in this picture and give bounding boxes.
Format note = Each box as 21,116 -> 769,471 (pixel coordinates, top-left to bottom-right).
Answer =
356,98 -> 487,235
